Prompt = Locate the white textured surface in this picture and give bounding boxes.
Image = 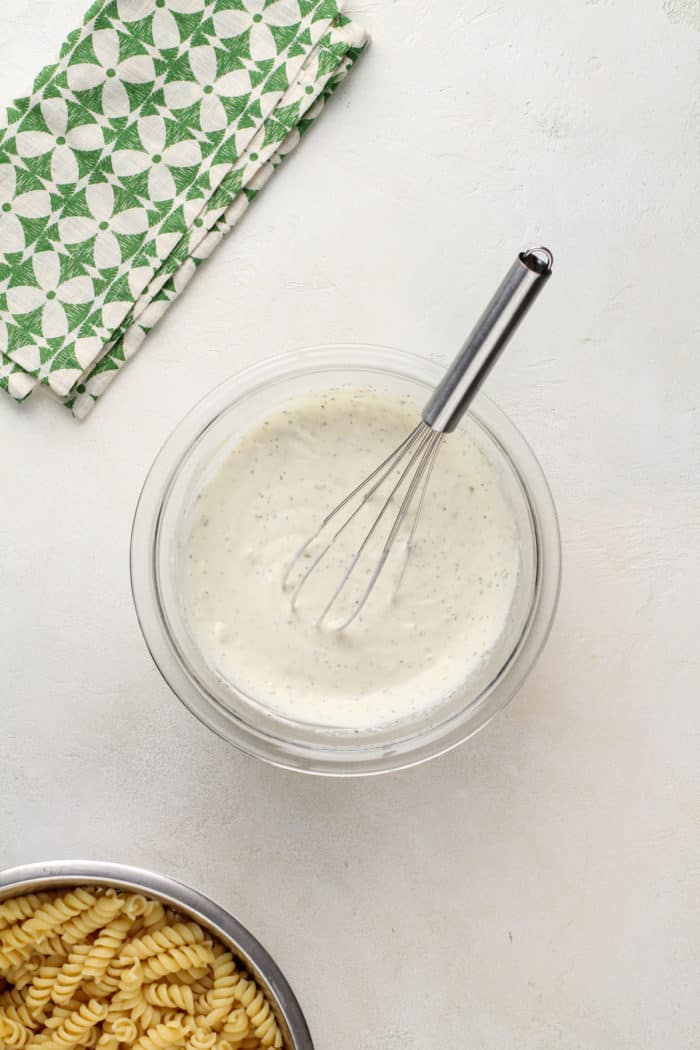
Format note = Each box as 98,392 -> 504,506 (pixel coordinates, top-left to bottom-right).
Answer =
1,2 -> 699,1048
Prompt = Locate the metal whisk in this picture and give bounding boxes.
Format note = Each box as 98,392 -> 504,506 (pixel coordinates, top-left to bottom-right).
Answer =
283,247 -> 554,630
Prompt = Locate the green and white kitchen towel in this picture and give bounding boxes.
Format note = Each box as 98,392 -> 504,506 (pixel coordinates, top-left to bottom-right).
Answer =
0,0 -> 367,418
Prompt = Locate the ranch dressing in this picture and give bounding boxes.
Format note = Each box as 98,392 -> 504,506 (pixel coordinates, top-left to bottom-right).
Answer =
181,389 -> 521,731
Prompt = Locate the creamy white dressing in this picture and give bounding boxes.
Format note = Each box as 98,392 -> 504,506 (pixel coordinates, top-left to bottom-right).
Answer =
180,389 -> 521,731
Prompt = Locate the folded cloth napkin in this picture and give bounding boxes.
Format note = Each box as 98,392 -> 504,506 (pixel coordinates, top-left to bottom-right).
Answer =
0,0 -> 367,418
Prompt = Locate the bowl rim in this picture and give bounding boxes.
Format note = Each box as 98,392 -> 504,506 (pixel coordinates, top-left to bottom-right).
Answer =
0,859 -> 313,1050
131,343 -> 562,776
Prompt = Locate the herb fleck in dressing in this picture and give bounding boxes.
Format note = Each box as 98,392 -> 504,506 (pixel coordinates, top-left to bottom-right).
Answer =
181,390 -> 521,731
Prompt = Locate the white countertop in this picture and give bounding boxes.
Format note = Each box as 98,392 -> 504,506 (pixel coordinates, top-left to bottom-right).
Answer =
1,2 -> 698,1047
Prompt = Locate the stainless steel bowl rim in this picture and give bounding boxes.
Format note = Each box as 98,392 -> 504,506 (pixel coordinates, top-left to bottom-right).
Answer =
0,860 -> 313,1050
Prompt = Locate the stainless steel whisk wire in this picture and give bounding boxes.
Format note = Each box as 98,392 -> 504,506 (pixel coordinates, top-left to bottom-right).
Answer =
283,247 -> 554,631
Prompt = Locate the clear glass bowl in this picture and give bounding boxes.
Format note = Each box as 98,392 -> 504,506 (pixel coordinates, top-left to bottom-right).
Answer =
131,345 -> 561,776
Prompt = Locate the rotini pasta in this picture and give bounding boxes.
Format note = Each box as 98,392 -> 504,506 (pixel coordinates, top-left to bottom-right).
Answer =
82,979 -> 117,1000
45,1003 -> 81,1029
21,890 -> 96,941
0,888 -> 283,1050
23,958 -> 64,1021
0,987 -> 29,1011
221,1008 -> 249,1045
0,996 -> 35,1028
132,1001 -> 162,1032
202,947 -> 237,1028
122,897 -> 148,922
81,1025 -> 101,1049
51,944 -> 92,1005
232,980 -> 282,1049
51,998 -> 108,1048
187,1028 -> 217,1050
60,897 -> 123,948
34,935 -> 67,958
141,944 -> 215,983
133,1019 -> 190,1050
126,902 -> 167,941
82,916 -> 132,981
0,895 -> 51,932
0,1013 -> 30,1048
4,957 -> 42,992
141,902 -> 166,929
164,967 -> 208,988
122,924 -> 207,961
104,1014 -> 139,1042
144,981 -> 195,1015
95,1035 -> 119,1050
0,929 -> 36,971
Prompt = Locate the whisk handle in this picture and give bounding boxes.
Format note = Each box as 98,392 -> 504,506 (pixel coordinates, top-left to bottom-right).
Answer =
422,247 -> 553,433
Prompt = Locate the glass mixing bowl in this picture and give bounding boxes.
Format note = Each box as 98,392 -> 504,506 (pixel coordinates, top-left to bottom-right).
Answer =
131,345 -> 561,775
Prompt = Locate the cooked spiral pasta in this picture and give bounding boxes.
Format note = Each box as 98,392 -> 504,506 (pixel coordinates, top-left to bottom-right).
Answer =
81,979 -> 116,1000
202,947 -> 237,1028
118,959 -> 143,997
0,927 -> 36,970
104,964 -> 142,1020
5,956 -> 42,991
0,986 -> 30,1011
122,897 -> 149,922
0,895 -> 52,932
142,944 -> 214,983
133,1020 -> 189,1050
104,1014 -> 139,1042
144,981 -> 195,1015
24,957 -> 64,1019
60,898 -> 123,948
22,890 -> 96,942
34,935 -> 67,958
95,1035 -> 120,1050
83,916 -> 132,981
220,1008 -> 249,1045
126,902 -> 166,940
187,1028 -> 217,1050
232,980 -> 281,1049
0,887 -> 284,1050
122,924 -> 208,962
0,1012 -> 30,1048
165,967 -> 208,989
81,1025 -> 101,1049
51,944 -> 92,1005
5,1020 -> 31,1048
190,975 -> 214,997
0,997 -> 35,1028
44,1004 -> 74,1029
51,998 -> 108,1048
132,1002 -> 162,1032
98,955 -> 129,997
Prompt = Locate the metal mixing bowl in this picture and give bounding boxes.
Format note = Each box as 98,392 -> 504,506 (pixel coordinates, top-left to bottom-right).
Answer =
0,860 -> 313,1050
